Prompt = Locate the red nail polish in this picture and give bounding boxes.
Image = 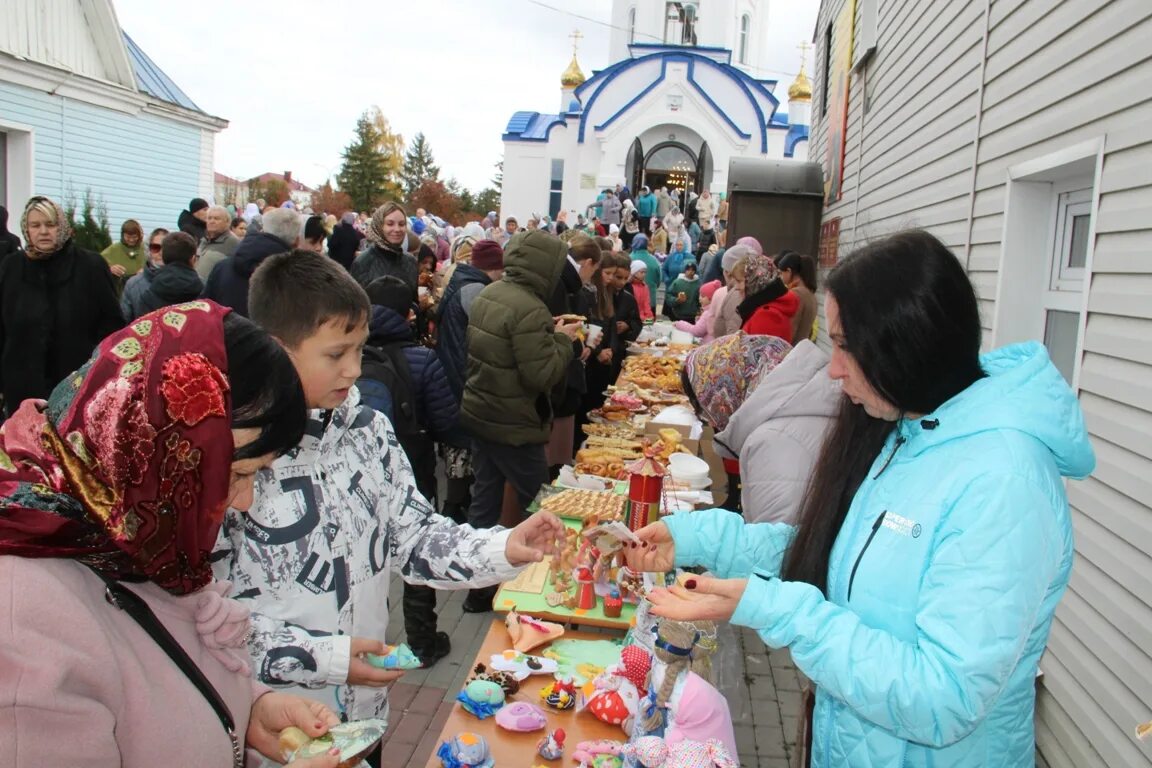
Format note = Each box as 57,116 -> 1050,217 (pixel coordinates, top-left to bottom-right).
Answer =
685,579 -> 697,589
630,542 -> 637,548
642,542 -> 649,548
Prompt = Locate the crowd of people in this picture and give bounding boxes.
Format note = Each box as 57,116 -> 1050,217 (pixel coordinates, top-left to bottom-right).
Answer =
0,182 -> 1093,768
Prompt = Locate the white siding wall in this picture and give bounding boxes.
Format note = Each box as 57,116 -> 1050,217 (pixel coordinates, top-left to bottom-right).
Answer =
0,0 -> 134,89
809,0 -> 1152,763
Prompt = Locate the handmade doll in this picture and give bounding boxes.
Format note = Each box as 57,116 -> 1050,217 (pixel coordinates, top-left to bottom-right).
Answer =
583,644 -> 652,732
363,643 -> 422,670
437,732 -> 496,768
622,737 -> 737,768
664,673 -> 738,760
642,620 -> 717,733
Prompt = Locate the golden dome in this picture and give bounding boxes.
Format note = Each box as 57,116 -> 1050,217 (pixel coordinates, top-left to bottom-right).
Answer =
788,64 -> 812,101
561,54 -> 586,88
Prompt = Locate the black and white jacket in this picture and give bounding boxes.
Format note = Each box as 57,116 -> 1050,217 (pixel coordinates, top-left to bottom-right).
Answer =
213,388 -> 519,721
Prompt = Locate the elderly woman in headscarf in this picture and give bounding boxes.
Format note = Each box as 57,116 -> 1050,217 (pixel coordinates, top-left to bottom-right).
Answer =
681,332 -> 793,512
0,302 -> 346,767
100,218 -> 146,294
0,197 -> 124,417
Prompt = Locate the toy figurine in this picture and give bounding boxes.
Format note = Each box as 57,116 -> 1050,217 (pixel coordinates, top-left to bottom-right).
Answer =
622,737 -> 737,768
469,663 -> 520,695
574,565 -> 597,610
437,732 -> 496,768
494,701 -> 549,732
363,643 -> 422,671
603,587 -> 623,618
456,679 -> 505,719
536,728 -> 566,760
540,675 -> 578,710
572,739 -> 625,767
582,645 -> 651,733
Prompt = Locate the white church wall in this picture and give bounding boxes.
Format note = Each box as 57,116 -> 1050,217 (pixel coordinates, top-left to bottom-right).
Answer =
501,143 -> 550,222
580,57 -> 664,135
690,62 -> 769,140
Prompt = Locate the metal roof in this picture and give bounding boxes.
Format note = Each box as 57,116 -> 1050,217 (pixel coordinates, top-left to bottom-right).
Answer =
122,32 -> 202,113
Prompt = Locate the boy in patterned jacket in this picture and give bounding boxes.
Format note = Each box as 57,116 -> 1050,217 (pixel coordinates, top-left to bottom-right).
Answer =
213,249 -> 564,728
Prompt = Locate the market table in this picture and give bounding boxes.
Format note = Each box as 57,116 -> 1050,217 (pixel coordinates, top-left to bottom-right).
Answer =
423,619 -> 628,767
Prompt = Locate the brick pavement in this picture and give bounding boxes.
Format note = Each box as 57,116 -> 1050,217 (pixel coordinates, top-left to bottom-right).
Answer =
377,579 -> 799,768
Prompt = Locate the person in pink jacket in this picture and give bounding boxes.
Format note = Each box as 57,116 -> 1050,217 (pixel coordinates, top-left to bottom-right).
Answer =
673,279 -> 723,341
0,302 -> 345,768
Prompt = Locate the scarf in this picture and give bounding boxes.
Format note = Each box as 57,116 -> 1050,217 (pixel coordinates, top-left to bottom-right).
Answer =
736,278 -> 788,323
0,301 -> 235,595
366,207 -> 411,253
682,332 -> 792,431
20,196 -> 73,259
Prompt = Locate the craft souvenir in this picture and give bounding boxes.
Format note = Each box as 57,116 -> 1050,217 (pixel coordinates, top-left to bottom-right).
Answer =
279,718 -> 387,768
505,609 -> 565,653
642,621 -> 717,733
456,679 -> 505,719
540,675 -> 578,710
574,565 -> 597,610
469,663 -> 520,695
603,587 -> 624,618
489,649 -> 560,680
664,672 -> 738,760
583,645 -> 652,732
436,732 -> 496,768
363,642 -> 422,670
536,728 -> 566,760
495,701 -> 549,732
622,736 -> 738,768
572,739 -> 625,768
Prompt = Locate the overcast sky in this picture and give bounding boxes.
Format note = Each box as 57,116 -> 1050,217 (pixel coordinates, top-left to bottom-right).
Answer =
112,0 -> 819,193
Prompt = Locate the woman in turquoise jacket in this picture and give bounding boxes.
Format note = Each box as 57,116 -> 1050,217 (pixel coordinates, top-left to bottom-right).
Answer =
626,230 -> 1095,767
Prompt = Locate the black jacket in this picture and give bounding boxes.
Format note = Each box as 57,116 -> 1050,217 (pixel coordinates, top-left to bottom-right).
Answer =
0,241 -> 124,414
435,263 -> 492,403
138,264 -> 204,315
178,210 -> 207,242
0,206 -> 22,266
350,243 -> 419,294
546,260 -> 589,417
327,222 -> 361,271
201,232 -> 294,317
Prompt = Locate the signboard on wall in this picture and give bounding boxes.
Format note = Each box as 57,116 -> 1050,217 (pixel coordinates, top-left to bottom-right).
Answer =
819,217 -> 841,268
825,0 -> 855,205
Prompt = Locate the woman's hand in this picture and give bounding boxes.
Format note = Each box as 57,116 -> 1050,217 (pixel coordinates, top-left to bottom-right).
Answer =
616,321 -> 629,334
506,512 -> 567,565
247,691 -> 340,761
597,349 -> 613,365
347,637 -> 407,687
110,264 -> 126,277
646,575 -> 748,622
621,521 -> 675,572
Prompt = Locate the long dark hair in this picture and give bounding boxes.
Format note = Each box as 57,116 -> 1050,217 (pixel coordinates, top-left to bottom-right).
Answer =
782,230 -> 985,592
222,312 -> 307,460
775,250 -> 818,292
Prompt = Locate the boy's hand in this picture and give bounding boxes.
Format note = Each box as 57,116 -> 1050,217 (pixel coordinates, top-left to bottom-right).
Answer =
347,638 -> 406,687
247,691 -> 340,760
506,512 -> 566,566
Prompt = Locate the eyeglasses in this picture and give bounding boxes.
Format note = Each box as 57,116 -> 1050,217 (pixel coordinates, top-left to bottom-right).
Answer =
148,244 -> 163,252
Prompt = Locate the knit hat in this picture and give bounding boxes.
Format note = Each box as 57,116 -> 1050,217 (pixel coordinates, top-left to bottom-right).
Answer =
411,218 -> 426,236
471,239 -> 505,271
630,259 -> 648,277
736,236 -> 763,256
631,234 -> 649,252
701,280 -> 722,301
609,224 -> 620,235
743,252 -> 780,295
720,245 -> 747,274
365,275 -> 413,315
189,198 -> 209,214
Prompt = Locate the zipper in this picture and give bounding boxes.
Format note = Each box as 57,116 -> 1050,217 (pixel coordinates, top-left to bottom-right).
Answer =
873,435 -> 906,480
847,510 -> 887,602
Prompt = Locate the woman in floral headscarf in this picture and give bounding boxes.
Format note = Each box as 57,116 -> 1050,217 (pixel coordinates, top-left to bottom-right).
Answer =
681,332 -> 793,512
0,301 -> 342,767
0,196 -> 125,416
349,201 -> 419,293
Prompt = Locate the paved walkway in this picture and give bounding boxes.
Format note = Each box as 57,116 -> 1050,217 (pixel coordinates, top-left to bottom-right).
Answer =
377,578 -> 800,768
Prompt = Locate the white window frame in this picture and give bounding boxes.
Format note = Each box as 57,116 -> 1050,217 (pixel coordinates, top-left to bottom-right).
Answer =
992,137 -> 1104,393
739,14 -> 751,64
628,7 -> 636,44
1047,185 -> 1091,294
0,119 -> 35,214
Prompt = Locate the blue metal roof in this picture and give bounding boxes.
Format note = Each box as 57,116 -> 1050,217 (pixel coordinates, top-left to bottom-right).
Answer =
503,111 -> 565,142
122,32 -> 202,113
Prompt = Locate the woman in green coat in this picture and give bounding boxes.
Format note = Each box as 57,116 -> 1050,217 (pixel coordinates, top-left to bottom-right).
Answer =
100,219 -> 146,295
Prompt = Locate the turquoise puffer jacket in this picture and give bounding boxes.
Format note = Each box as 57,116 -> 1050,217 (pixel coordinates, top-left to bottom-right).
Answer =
666,343 -> 1094,767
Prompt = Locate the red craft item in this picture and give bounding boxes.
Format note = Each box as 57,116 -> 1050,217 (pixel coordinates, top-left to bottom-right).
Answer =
574,566 -> 597,610
625,454 -> 666,532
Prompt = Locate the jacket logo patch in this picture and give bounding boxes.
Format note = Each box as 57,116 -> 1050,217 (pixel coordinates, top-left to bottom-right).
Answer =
881,512 -> 921,538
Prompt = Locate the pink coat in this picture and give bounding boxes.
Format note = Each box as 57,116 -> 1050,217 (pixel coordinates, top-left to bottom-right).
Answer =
673,297 -> 719,343
0,557 -> 265,767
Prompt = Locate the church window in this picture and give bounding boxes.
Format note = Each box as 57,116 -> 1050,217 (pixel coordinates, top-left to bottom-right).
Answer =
549,159 -> 564,219
664,3 -> 699,46
739,14 -> 750,63
628,7 -> 636,44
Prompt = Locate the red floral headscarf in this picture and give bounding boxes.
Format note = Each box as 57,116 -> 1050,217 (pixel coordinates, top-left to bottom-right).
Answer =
0,301 -> 235,594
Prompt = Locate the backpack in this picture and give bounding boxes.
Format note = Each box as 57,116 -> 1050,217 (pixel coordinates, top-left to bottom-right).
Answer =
358,342 -> 420,439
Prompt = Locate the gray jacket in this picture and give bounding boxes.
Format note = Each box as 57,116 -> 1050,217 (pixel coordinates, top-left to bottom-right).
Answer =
715,340 -> 841,525
196,231 -> 240,280
603,195 -> 622,226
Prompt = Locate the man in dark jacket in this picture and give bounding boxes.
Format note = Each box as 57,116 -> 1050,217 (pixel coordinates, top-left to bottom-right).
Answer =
134,231 -> 204,318
177,197 -> 209,242
0,205 -> 22,265
360,275 -> 459,667
460,231 -> 581,611
202,208 -> 299,317
327,212 -> 362,271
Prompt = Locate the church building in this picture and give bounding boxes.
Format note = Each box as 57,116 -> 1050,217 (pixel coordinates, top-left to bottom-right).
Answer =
500,0 -> 811,222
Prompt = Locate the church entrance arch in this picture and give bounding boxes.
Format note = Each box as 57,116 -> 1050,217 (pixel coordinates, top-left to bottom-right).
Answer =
642,141 -> 697,210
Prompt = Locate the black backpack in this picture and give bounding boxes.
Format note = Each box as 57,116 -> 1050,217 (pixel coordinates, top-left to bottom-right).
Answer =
358,342 -> 421,439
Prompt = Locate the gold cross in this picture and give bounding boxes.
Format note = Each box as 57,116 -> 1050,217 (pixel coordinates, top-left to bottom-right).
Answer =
798,40 -> 811,69
570,29 -> 584,55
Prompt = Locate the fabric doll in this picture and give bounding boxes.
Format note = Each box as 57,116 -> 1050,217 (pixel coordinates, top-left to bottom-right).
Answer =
623,736 -> 737,768
664,672 -> 738,760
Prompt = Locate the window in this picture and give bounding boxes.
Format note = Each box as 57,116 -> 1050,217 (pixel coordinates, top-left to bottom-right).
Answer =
628,7 -> 636,44
664,2 -> 698,45
994,139 -> 1102,389
739,14 -> 750,64
549,159 -> 564,219
821,23 -> 832,117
